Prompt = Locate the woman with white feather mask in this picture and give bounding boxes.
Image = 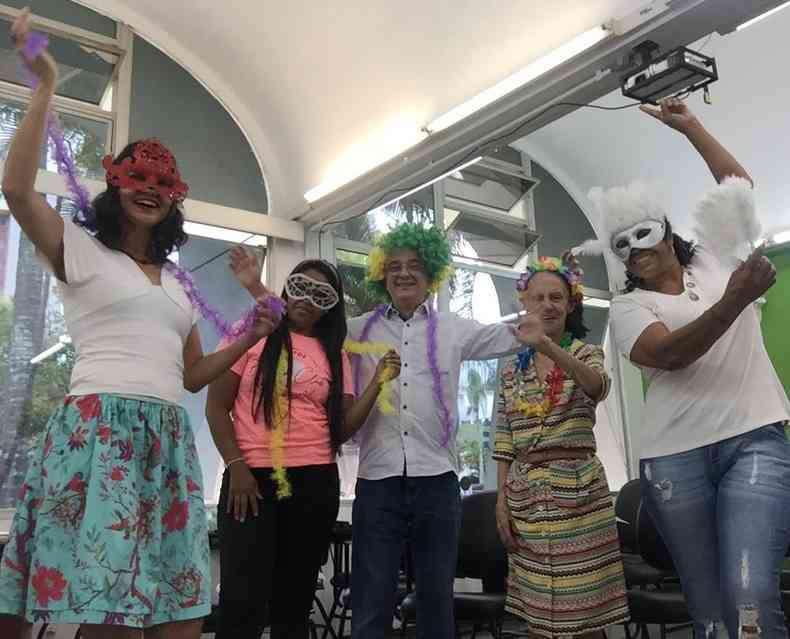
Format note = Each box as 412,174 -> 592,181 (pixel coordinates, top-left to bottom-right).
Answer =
573,97 -> 790,639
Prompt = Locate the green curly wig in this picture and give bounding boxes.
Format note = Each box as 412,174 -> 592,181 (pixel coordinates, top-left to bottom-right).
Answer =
366,223 -> 453,301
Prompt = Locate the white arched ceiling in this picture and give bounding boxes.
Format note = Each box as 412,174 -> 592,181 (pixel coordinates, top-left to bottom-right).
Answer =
516,5 -> 790,240
75,0 -> 637,217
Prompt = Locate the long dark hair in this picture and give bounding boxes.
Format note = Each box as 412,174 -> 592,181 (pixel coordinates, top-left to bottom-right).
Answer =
74,141 -> 188,263
254,260 -> 348,454
624,219 -> 696,293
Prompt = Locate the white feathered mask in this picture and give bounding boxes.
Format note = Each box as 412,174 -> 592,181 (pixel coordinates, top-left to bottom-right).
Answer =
572,176 -> 759,292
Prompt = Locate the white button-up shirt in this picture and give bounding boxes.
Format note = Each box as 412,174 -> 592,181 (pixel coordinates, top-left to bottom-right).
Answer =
347,303 -> 521,480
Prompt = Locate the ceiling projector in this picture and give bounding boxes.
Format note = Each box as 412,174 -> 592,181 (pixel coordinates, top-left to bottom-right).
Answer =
621,41 -> 718,104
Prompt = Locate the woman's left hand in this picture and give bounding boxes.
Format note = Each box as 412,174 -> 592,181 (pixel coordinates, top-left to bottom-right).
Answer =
229,246 -> 266,292
639,96 -> 699,134
513,312 -> 546,348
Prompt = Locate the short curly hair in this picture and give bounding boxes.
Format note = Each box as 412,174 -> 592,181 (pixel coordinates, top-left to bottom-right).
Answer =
366,223 -> 452,301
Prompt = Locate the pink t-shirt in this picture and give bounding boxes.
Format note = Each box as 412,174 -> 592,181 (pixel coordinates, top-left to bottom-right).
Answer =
228,333 -> 354,468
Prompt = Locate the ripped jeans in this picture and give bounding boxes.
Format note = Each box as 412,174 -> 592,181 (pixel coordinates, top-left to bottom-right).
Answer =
641,423 -> 790,639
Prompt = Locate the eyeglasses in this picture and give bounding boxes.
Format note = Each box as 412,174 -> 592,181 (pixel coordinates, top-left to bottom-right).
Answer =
384,260 -> 426,276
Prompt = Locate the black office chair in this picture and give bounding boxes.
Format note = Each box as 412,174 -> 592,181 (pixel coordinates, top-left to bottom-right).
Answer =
615,479 -> 692,639
399,490 -> 508,639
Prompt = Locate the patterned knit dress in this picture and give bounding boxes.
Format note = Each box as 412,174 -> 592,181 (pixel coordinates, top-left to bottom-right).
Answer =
493,340 -> 629,637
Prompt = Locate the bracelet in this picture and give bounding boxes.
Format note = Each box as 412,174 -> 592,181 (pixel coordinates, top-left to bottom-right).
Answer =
224,456 -> 245,470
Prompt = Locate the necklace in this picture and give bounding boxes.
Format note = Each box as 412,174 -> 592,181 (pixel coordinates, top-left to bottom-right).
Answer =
514,333 -> 573,420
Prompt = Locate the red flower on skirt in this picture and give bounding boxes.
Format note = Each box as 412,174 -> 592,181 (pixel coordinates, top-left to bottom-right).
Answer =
67,426 -> 88,451
75,395 -> 102,422
110,466 -> 126,481
31,566 -> 67,606
162,499 -> 189,532
97,424 -> 112,445
186,476 -> 201,493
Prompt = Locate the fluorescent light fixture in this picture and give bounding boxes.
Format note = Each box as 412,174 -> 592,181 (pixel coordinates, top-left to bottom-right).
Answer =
425,25 -> 611,134
304,115 -> 427,203
31,335 -> 71,365
736,1 -> 790,30
773,229 -> 790,244
184,221 -> 267,247
375,156 -> 483,212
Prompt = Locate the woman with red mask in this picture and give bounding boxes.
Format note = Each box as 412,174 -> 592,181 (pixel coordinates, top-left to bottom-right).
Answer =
0,12 -> 277,639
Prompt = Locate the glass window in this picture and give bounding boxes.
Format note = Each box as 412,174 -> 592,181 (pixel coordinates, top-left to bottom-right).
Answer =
0,94 -> 111,179
337,249 -> 381,317
0,198 -> 75,508
0,26 -> 117,107
332,185 -> 435,242
450,267 -> 513,491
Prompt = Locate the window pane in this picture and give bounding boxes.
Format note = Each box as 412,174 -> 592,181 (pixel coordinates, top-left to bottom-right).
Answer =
337,249 -> 381,317
177,237 -> 267,506
0,95 -> 110,180
333,185 -> 435,242
0,200 -> 75,508
450,267 -> 512,491
0,26 -> 117,106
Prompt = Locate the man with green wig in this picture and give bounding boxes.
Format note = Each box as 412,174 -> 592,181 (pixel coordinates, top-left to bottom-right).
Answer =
348,223 -> 522,639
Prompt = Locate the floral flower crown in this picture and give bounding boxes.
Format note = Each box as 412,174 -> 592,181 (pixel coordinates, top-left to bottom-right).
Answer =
516,254 -> 584,305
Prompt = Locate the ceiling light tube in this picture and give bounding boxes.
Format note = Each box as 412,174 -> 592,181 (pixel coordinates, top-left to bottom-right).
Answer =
425,24 -> 611,134
736,1 -> 790,30
184,221 -> 267,246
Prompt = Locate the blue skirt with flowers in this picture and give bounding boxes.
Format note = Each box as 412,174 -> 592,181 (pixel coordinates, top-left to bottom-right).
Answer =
0,394 -> 211,628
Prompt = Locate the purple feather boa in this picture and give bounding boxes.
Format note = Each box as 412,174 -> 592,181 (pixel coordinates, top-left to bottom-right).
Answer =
427,308 -> 454,446
351,303 -> 455,447
164,262 -> 284,340
352,304 -> 388,396
16,30 -> 284,341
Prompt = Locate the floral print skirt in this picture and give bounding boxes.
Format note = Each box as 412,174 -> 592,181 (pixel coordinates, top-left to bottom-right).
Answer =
0,394 -> 211,628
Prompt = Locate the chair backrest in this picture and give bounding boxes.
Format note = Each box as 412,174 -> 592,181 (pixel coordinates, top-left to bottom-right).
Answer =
456,489 -> 508,593
614,478 -> 675,571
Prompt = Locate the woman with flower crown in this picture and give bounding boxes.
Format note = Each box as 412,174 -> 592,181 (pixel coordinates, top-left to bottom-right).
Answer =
493,254 -> 629,639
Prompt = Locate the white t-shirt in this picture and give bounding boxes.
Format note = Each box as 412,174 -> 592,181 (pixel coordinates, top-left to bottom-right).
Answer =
611,244 -> 790,460
45,220 -> 198,404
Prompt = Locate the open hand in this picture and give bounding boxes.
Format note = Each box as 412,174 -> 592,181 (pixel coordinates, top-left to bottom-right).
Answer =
11,8 -> 58,90
227,461 -> 261,522
639,96 -> 699,134
229,246 -> 265,292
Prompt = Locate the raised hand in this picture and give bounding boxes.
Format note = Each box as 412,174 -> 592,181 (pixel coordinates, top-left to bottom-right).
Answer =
723,247 -> 776,310
513,311 -> 547,348
11,8 -> 58,90
229,246 -> 264,291
249,303 -> 280,341
639,96 -> 699,134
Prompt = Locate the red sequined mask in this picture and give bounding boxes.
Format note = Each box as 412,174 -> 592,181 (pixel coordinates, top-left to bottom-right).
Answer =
102,139 -> 188,203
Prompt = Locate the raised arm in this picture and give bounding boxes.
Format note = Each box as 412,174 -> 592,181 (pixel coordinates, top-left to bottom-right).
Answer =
628,249 -> 774,371
182,305 -> 278,393
2,10 -> 65,279
514,313 -> 607,401
640,97 -> 752,186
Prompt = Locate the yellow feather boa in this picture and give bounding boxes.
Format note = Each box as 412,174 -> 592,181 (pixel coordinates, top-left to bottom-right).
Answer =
343,339 -> 397,414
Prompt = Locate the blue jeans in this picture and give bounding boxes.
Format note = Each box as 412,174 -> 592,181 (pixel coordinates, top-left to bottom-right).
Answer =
351,472 -> 461,639
641,423 -> 790,639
